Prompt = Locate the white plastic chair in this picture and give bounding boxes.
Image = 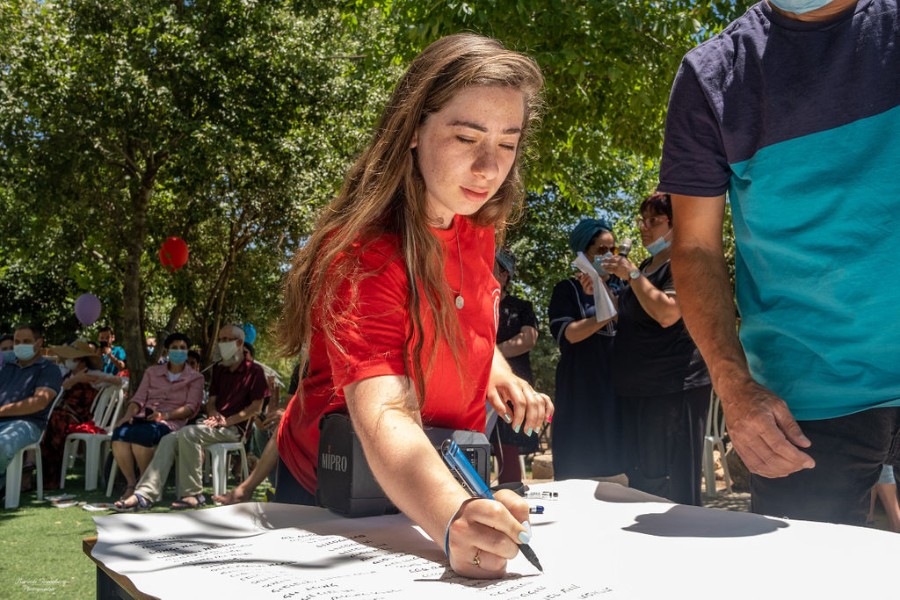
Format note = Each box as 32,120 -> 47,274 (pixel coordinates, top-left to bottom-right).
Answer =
60,385 -> 125,491
703,391 -> 732,496
204,441 -> 249,496
4,390 -> 66,509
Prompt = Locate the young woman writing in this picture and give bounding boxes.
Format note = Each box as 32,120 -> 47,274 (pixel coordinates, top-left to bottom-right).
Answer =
276,33 -> 553,578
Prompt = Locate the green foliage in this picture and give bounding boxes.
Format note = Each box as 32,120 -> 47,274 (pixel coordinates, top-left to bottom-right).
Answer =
0,0 -> 749,385
343,0 -> 750,393
356,0 -> 755,203
0,2 -> 399,379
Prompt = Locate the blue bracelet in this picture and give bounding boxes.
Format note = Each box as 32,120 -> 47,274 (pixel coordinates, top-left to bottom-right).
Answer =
443,516 -> 453,558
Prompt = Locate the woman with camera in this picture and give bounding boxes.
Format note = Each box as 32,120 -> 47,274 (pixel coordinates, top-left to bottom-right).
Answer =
600,192 -> 711,506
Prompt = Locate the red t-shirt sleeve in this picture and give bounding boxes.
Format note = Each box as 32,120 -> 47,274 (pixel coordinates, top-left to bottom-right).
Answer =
327,242 -> 409,390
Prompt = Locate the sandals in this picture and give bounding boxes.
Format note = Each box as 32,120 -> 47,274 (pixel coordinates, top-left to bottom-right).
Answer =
113,493 -> 153,512
170,493 -> 207,510
119,484 -> 136,501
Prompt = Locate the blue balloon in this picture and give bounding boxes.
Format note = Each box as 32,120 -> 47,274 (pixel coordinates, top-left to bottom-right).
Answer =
242,323 -> 257,344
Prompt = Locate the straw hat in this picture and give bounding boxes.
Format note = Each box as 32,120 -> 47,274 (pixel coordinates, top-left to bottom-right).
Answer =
50,340 -> 102,370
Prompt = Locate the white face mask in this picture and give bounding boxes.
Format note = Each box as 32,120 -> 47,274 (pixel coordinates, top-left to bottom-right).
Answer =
217,341 -> 239,363
14,344 -> 36,361
65,359 -> 80,371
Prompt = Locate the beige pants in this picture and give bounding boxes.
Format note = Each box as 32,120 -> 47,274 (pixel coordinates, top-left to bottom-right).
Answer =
134,424 -> 240,502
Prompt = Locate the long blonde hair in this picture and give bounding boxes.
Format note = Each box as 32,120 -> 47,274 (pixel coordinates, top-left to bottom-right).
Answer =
278,33 -> 544,403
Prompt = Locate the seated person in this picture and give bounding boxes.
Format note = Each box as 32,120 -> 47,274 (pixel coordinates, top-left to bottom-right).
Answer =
1,334 -> 14,365
186,350 -> 203,372
115,324 -> 268,510
215,361 -> 301,506
110,333 -> 204,500
42,340 -> 123,490
186,349 -> 209,413
97,326 -> 127,375
0,324 -> 63,488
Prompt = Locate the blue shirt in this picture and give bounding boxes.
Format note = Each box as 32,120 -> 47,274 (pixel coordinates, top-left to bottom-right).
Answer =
102,345 -> 127,375
0,357 -> 64,428
660,0 -> 900,420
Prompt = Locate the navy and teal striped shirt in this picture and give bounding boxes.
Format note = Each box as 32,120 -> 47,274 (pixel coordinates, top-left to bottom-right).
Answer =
660,0 -> 900,420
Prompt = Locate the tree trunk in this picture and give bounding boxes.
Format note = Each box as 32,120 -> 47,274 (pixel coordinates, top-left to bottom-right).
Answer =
199,215 -> 247,365
120,172 -> 156,393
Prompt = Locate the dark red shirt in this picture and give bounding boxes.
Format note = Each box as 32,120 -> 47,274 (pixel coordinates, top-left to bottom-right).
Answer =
209,359 -> 269,429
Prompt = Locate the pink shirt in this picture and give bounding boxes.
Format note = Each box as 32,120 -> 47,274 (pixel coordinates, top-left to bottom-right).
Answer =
128,364 -> 205,432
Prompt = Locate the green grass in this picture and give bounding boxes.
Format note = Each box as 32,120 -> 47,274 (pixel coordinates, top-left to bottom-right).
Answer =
0,461 -> 271,600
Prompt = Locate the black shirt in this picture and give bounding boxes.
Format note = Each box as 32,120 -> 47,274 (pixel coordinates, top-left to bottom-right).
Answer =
497,293 -> 538,384
613,259 -> 710,397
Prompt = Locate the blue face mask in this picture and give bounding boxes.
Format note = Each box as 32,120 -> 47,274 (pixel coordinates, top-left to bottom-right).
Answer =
168,349 -> 188,365
1,349 -> 15,364
14,344 -> 36,361
592,251 -> 614,276
768,0 -> 832,14
645,233 -> 672,257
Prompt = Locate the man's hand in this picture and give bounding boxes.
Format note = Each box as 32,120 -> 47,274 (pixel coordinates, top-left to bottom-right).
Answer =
204,414 -> 227,428
721,380 -> 815,478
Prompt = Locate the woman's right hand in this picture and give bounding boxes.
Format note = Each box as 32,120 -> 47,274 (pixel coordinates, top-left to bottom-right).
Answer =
577,272 -> 593,295
62,371 -> 87,390
445,490 -> 532,578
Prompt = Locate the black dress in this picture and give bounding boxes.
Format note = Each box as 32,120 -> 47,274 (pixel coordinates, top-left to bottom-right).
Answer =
548,278 -> 623,479
613,258 -> 711,506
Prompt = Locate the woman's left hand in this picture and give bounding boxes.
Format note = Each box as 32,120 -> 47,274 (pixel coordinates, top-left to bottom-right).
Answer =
486,351 -> 553,437
600,254 -> 637,279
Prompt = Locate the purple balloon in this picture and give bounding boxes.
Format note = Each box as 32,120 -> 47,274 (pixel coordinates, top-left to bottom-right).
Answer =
74,293 -> 102,326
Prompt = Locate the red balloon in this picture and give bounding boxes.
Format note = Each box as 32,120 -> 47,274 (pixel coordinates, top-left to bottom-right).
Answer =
159,237 -> 189,272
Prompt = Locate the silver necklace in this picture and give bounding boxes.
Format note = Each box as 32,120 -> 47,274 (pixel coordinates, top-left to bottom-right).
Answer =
453,230 -> 464,310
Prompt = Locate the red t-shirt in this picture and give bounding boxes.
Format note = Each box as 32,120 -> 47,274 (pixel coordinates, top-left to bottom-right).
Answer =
278,216 -> 500,494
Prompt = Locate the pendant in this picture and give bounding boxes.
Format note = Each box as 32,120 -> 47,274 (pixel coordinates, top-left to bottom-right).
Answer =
455,295 -> 465,310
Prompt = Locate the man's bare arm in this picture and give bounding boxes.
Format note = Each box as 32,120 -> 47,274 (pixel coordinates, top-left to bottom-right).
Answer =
671,194 -> 814,478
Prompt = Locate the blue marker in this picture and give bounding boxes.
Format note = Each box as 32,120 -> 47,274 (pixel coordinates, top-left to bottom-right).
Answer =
441,440 -> 543,572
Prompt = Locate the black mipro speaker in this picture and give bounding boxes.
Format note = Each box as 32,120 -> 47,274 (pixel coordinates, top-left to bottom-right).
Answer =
316,412 -> 491,518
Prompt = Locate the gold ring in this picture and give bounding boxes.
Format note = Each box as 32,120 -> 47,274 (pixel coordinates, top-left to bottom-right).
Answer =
471,550 -> 481,567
